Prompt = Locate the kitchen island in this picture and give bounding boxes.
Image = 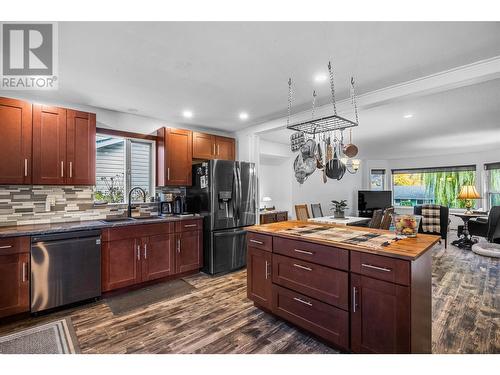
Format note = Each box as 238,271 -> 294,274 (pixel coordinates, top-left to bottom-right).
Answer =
246,220 -> 440,354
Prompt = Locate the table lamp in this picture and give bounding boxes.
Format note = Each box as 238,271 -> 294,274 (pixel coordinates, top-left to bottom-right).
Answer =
457,185 -> 481,214
262,196 -> 272,210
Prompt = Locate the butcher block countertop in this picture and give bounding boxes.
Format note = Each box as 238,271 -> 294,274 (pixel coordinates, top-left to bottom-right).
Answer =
246,220 -> 440,261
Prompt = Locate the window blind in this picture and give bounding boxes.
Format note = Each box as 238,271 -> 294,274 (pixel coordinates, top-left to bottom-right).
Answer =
371,169 -> 386,175
484,162 -> 500,170
391,165 -> 476,174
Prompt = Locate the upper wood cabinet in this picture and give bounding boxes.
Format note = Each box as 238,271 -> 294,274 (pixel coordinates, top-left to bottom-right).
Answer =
32,105 -> 96,185
33,105 -> 68,185
156,127 -> 193,186
0,97 -> 33,184
215,136 -> 235,160
193,132 -> 235,161
66,110 -> 96,185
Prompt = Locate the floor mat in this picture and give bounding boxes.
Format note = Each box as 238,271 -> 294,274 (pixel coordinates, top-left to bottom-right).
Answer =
105,279 -> 196,315
0,317 -> 80,354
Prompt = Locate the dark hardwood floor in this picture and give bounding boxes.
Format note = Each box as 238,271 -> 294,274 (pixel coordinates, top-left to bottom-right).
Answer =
0,235 -> 498,354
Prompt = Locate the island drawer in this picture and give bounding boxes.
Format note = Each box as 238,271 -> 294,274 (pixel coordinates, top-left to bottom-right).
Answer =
272,284 -> 349,350
247,232 -> 272,252
0,236 -> 30,255
175,219 -> 202,232
273,237 -> 349,271
272,254 -> 349,310
350,251 -> 410,286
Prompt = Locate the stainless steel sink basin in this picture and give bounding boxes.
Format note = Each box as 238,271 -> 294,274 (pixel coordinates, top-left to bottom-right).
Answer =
99,217 -> 135,223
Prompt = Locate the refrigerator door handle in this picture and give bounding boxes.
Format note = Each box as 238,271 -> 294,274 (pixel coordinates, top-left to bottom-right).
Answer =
236,162 -> 242,224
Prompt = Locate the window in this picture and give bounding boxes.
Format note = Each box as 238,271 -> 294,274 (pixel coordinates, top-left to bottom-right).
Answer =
370,169 -> 385,191
95,135 -> 154,203
485,162 -> 500,209
391,165 -> 476,208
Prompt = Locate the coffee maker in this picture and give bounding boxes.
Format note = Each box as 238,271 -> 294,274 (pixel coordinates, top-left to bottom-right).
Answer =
158,193 -> 174,216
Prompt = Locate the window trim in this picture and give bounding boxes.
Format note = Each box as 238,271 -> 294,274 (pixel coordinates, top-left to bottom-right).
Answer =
484,163 -> 500,210
96,133 -> 155,204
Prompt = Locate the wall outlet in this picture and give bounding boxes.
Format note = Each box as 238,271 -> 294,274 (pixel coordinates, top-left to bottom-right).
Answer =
45,196 -> 56,212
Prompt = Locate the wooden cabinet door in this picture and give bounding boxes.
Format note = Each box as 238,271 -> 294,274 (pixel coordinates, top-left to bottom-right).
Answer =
193,132 -> 215,159
0,97 -> 32,184
33,104 -> 67,185
351,274 -> 411,353
215,136 -> 235,160
142,234 -> 175,281
175,230 -> 202,273
101,238 -> 142,292
66,110 -> 96,185
247,247 -> 272,310
0,253 -> 30,318
166,128 -> 192,186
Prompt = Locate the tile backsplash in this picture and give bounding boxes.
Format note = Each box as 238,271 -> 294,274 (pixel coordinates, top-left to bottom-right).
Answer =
0,185 -> 158,227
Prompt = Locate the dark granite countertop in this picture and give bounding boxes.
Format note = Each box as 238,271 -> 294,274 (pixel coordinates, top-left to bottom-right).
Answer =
0,215 -> 203,238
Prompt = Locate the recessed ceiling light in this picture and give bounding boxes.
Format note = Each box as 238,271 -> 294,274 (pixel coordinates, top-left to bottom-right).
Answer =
314,73 -> 327,83
182,110 -> 193,119
239,112 -> 249,120
403,114 -> 413,119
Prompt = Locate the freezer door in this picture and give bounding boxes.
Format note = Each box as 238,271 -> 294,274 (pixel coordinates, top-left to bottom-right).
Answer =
211,160 -> 238,230
212,228 -> 248,274
236,161 -> 256,227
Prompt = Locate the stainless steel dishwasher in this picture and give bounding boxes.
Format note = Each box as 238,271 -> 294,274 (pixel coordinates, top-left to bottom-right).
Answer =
30,230 -> 101,313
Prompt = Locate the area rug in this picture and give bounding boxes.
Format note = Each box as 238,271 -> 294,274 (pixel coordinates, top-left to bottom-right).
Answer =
0,317 -> 80,354
105,279 -> 196,315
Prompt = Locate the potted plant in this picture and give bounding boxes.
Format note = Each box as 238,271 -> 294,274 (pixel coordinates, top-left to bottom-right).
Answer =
330,199 -> 348,218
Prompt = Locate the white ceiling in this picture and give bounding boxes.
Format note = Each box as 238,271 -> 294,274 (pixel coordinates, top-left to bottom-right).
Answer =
259,78 -> 500,159
6,21 -> 500,133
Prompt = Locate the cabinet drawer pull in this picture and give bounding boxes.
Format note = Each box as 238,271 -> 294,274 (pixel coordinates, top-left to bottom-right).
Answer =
249,239 -> 264,245
167,167 -> 170,180
22,262 -> 28,282
177,238 -> 181,253
24,159 -> 28,177
0,245 -> 13,249
293,297 -> 312,307
352,287 -> 358,312
294,248 -> 313,255
144,243 -> 147,259
293,263 -> 312,271
61,161 -> 64,177
69,162 -> 72,178
361,263 -> 392,273
184,224 -> 197,228
137,245 -> 141,260
265,260 -> 271,279
213,144 -> 216,155
217,144 -> 220,155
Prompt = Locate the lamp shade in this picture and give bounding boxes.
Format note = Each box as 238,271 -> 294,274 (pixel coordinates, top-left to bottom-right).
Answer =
457,185 -> 481,200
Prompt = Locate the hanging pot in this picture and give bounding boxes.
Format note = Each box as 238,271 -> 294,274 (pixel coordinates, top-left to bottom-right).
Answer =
343,129 -> 358,158
325,145 -> 346,180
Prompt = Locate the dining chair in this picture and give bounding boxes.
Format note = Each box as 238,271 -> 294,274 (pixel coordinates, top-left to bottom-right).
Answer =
414,205 -> 450,248
295,204 -> 310,221
368,209 -> 383,228
310,203 -> 324,218
379,207 -> 394,230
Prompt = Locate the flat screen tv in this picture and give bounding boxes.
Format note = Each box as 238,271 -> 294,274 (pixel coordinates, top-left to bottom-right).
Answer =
358,190 -> 392,212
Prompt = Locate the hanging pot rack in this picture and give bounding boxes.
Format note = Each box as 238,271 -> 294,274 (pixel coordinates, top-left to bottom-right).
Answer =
286,61 -> 359,134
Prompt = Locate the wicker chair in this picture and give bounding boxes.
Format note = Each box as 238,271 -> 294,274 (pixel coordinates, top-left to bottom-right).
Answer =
295,204 -> 310,221
380,207 -> 394,230
368,209 -> 383,229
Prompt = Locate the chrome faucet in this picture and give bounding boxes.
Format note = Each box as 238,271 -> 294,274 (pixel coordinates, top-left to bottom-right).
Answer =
127,187 -> 147,217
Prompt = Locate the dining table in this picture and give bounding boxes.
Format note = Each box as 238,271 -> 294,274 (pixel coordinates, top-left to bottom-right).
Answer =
307,215 -> 371,226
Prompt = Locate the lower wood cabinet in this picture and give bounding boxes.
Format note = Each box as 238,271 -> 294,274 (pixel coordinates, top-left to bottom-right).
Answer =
0,237 -> 30,318
247,246 -> 272,310
350,274 -> 410,354
101,221 -> 203,292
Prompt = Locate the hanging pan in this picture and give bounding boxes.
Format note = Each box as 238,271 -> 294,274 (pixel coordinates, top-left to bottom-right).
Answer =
343,129 -> 358,158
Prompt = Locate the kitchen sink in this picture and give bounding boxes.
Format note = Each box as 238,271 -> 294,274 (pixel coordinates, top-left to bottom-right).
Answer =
99,217 -> 135,223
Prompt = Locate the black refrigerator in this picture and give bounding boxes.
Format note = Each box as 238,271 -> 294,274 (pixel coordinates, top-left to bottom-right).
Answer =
186,160 -> 256,275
